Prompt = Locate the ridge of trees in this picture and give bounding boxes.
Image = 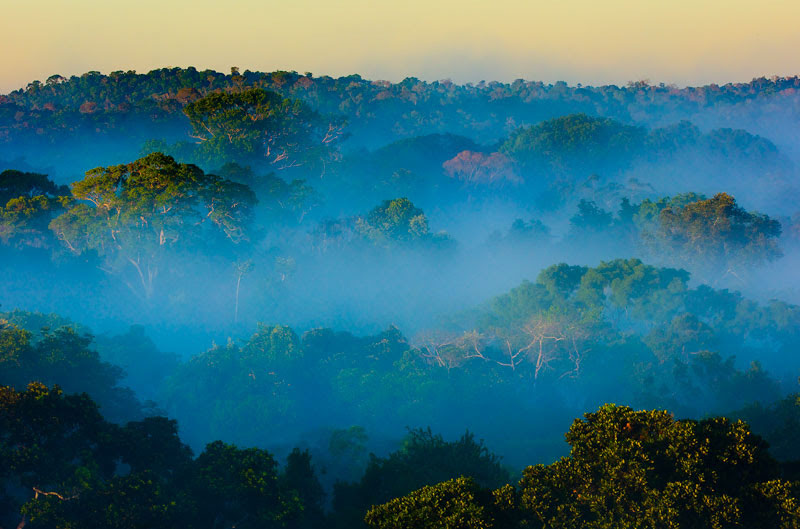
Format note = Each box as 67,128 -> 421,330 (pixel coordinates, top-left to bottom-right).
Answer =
5,68 -> 800,146
2,382 -> 798,528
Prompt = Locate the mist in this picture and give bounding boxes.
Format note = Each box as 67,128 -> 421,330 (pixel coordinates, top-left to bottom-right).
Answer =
2,68 -> 800,528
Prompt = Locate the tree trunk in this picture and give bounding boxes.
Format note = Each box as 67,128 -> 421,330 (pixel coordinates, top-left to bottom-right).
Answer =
235,273 -> 242,323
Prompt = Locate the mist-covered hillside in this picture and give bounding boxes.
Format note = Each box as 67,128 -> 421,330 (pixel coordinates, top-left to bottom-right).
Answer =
2,69 -> 800,528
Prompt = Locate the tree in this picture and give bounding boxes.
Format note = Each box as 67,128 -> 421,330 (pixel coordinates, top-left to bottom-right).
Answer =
536,264 -> 587,300
234,259 -> 254,323
0,170 -> 70,249
183,87 -> 344,172
364,477 -> 502,529
49,152 -> 256,300
161,324 -> 305,448
442,151 -> 519,186
509,218 -> 550,241
517,404 -> 794,529
92,325 -> 179,403
21,416 -> 192,529
0,382 -> 325,529
500,113 -> 646,177
333,428 -> 510,528
645,192 -> 782,280
569,199 -> 613,235
356,198 -> 451,249
214,163 -> 320,224
0,320 -> 143,423
466,310 -> 596,382
0,195 -> 66,249
0,383 -> 118,529
22,471 -> 185,529
734,394 -> 800,462
190,441 -> 301,529
364,404 -> 800,528
0,169 -> 68,204
282,448 -> 325,528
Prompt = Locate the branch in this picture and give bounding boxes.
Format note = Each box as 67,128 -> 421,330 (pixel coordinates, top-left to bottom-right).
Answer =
321,122 -> 344,144
199,121 -> 215,139
33,487 -> 78,501
55,230 -> 79,254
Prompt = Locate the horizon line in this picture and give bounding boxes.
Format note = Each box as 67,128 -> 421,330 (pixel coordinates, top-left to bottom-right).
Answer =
4,65 -> 800,96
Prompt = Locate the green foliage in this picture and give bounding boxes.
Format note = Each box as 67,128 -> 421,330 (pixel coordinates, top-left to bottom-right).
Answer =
214,163 -> 319,225
516,404 -> 796,529
0,308 -> 85,336
49,152 -> 256,299
6,69 -> 800,152
365,404 -> 800,529
181,87 -> 343,171
2,378 -> 799,529
372,134 -> 480,173
551,192 -> 782,280
500,113 -> 646,177
646,120 -> 703,155
733,394 -> 800,462
0,169 -> 69,204
325,426 -> 370,483
334,428 -> 511,528
355,197 -> 452,249
282,448 -> 326,528
6,66 -> 800,529
569,199 -> 613,235
364,477 -> 500,529
537,264 -> 587,300
92,325 -> 179,402
0,383 -> 325,529
705,127 -> 781,162
162,325 -> 410,449
0,383 -> 120,528
0,170 -> 70,249
192,440 -> 300,529
19,414 -> 192,528
0,195 -> 65,249
0,318 -> 143,423
161,325 -> 301,446
0,383 -> 115,492
113,416 -> 193,478
22,471 -> 185,529
434,258 -> 797,416
632,193 -> 707,227
358,198 -> 429,243
645,192 -> 783,276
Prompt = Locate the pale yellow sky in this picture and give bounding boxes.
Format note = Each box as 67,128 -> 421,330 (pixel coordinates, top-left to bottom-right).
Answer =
2,0 -> 800,93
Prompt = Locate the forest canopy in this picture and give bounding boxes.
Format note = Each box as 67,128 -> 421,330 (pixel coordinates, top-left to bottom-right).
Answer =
2,67 -> 800,528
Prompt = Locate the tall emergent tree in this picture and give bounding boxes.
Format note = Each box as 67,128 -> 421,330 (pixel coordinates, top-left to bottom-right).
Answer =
183,87 -> 345,172
49,152 -> 256,300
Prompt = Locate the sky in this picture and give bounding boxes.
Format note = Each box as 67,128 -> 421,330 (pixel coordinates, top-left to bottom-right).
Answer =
2,0 -> 800,93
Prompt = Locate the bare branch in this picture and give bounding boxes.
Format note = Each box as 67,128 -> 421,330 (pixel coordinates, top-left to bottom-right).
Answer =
32,487 -> 78,501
